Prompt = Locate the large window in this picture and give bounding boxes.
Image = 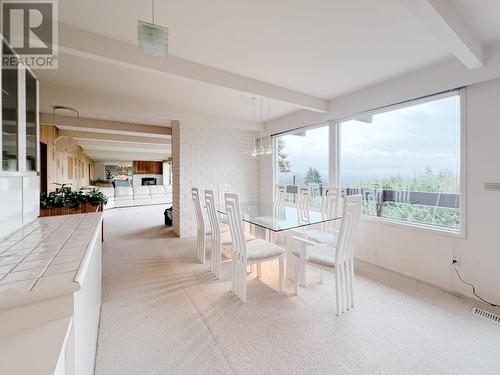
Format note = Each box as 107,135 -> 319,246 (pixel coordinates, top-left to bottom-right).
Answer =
340,93 -> 461,231
2,42 -> 18,171
26,70 -> 37,171
275,125 -> 329,206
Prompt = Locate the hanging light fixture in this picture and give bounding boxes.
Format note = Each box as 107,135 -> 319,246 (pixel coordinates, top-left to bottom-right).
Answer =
265,98 -> 273,154
138,0 -> 169,57
251,97 -> 258,157
53,106 -> 79,154
257,97 -> 265,155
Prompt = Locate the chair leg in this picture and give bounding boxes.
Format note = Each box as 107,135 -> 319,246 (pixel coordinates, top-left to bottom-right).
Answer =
215,244 -> 221,279
294,255 -> 300,295
257,263 -> 262,278
200,234 -> 206,264
349,259 -> 354,308
241,261 -> 247,302
335,270 -> 341,316
341,263 -> 347,313
344,262 -> 351,309
319,270 -> 324,284
231,252 -> 236,293
279,255 -> 285,294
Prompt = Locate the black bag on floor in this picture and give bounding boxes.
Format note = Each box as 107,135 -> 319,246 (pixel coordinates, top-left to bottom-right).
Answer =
164,207 -> 173,227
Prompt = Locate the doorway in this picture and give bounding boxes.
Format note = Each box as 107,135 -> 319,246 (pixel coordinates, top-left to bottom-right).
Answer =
40,142 -> 47,193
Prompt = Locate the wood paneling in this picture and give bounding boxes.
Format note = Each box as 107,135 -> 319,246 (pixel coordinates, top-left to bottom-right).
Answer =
40,124 -> 95,191
133,161 -> 162,174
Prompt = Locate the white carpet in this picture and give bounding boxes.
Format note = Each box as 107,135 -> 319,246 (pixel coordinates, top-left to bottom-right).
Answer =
94,205 -> 500,375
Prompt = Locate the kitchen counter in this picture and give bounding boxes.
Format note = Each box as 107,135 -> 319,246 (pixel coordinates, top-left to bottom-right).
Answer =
0,213 -> 102,311
0,213 -> 103,375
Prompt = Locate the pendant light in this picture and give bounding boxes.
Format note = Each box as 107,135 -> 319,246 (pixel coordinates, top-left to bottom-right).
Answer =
265,98 -> 273,154
138,0 -> 169,57
257,97 -> 265,155
250,97 -> 258,156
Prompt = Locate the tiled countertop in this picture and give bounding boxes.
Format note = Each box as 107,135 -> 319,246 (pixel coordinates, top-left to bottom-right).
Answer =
0,213 -> 103,310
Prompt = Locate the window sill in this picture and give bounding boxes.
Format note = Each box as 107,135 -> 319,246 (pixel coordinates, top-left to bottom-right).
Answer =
0,171 -> 39,177
360,215 -> 465,239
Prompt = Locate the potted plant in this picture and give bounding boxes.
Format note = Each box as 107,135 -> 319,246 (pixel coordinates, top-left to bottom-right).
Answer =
40,183 -> 80,216
90,178 -> 113,187
40,185 -> 108,216
79,188 -> 108,212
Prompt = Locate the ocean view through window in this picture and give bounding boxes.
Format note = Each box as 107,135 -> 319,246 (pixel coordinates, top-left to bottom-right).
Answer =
340,93 -> 462,231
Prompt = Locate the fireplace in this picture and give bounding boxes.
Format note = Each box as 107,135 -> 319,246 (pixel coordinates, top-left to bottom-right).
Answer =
141,177 -> 157,186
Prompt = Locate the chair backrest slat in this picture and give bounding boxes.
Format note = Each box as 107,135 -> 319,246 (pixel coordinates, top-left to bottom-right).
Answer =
191,188 -> 205,234
335,195 -> 362,264
296,186 -> 310,211
218,184 -> 231,209
321,187 -> 339,217
224,193 -> 247,262
274,185 -> 286,206
204,190 -> 220,242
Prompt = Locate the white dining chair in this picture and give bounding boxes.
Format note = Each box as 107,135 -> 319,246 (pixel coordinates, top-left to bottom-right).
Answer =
218,184 -> 231,208
274,184 -> 286,206
305,187 -> 340,245
218,184 -> 231,222
292,195 -> 362,315
225,193 -> 286,302
192,188 -> 208,264
205,190 -> 254,278
296,186 -> 310,210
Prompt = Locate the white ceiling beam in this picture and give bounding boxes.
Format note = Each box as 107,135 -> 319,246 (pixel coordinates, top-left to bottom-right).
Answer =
40,83 -> 258,130
41,113 -> 171,137
57,24 -> 328,113
400,0 -> 484,69
79,143 -> 170,154
58,130 -> 170,145
85,151 -> 169,161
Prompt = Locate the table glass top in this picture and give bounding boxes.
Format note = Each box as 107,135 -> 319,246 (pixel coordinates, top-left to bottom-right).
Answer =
217,202 -> 341,232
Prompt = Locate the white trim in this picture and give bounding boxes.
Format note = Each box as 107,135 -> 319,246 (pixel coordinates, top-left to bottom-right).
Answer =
459,88 -> 467,238
17,64 -> 26,172
36,78 -> 40,173
360,215 -> 464,239
272,120 -> 329,138
0,171 -> 37,177
335,89 -> 460,124
271,135 -> 277,202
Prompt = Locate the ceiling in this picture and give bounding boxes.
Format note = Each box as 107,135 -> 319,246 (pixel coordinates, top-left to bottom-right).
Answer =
34,0 -> 500,162
53,0 -> 451,98
37,0 -> 456,125
450,0 -> 500,46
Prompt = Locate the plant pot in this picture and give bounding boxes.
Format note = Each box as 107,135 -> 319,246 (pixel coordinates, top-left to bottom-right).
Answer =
40,207 -> 81,217
81,202 -> 100,213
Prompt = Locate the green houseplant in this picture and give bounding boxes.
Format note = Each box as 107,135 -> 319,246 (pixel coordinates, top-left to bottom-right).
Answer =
40,185 -> 108,216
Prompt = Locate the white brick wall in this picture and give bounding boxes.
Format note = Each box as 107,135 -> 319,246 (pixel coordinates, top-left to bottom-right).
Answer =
172,122 -> 259,237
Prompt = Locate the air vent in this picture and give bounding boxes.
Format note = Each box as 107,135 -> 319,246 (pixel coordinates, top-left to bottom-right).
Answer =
471,306 -> 500,324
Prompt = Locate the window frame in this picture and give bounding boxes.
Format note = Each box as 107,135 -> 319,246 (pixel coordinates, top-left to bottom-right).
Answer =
271,89 -> 466,237
335,89 -> 466,237
272,121 -> 335,207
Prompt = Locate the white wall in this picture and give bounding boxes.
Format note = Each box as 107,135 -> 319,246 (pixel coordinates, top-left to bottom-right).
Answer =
94,163 -> 105,179
172,122 -> 258,237
262,77 -> 500,305
355,78 -> 500,305
0,175 -> 40,238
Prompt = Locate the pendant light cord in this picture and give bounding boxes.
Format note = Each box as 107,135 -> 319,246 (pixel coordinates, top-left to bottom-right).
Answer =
152,0 -> 155,24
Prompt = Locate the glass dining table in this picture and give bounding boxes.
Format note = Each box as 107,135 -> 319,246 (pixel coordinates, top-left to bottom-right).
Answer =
217,202 -> 342,286
217,202 -> 342,232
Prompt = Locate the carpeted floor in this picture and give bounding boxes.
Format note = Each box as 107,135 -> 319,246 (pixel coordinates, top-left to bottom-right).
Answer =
94,205 -> 500,375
